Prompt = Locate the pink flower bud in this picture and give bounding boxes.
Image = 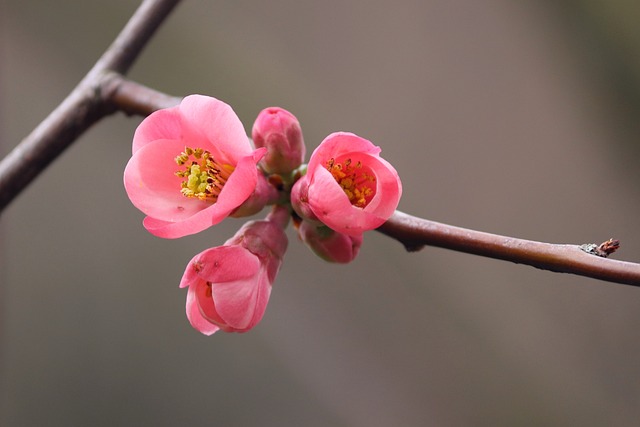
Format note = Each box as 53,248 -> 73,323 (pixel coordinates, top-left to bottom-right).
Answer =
299,132 -> 402,236
179,208 -> 289,335
252,107 -> 305,175
124,95 -> 268,239
297,220 -> 363,263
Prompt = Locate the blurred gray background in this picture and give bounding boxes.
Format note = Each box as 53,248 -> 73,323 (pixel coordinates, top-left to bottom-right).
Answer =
2,1 -> 640,426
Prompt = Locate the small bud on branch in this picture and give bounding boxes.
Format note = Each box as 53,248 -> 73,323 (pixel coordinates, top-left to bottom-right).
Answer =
378,211 -> 640,287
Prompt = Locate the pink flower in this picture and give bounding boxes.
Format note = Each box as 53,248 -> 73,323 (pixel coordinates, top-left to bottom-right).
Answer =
252,107 -> 305,175
179,207 -> 289,335
297,220 -> 363,263
124,95 -> 273,238
291,132 -> 401,236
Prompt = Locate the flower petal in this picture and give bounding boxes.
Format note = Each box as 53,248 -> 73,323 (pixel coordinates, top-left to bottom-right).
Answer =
191,245 -> 265,331
178,95 -> 253,165
125,140 -> 264,238
361,154 -> 402,217
124,138 -> 209,222
185,283 -> 220,335
132,106 -> 184,154
179,246 -> 257,289
195,246 -> 261,282
210,268 -> 271,331
308,167 -> 384,235
307,132 -> 381,173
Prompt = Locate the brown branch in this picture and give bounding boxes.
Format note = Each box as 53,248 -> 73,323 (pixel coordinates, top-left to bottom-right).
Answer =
102,72 -> 182,116
0,0 -> 182,213
377,210 -> 640,287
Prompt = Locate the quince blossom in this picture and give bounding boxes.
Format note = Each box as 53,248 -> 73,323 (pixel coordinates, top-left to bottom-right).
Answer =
292,132 -> 401,236
179,207 -> 289,334
124,95 -> 274,238
122,94 -> 405,336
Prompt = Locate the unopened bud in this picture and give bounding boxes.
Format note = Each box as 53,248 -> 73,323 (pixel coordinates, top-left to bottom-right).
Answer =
298,220 -> 363,263
252,107 -> 305,175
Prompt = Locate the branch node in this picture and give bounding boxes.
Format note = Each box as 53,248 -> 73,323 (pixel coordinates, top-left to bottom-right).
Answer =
579,238 -> 620,258
598,238 -> 620,257
403,243 -> 425,252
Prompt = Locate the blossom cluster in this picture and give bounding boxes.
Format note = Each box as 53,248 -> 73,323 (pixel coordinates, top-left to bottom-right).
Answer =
124,95 -> 402,335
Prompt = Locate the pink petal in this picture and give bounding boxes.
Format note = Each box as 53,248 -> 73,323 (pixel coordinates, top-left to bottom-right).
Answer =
290,175 -> 320,223
245,270 -> 273,330
360,155 -> 402,217
124,139 -> 208,222
193,276 -> 227,328
178,95 -> 253,165
179,255 -> 200,289
190,245 -> 265,331
132,107 -> 184,154
179,246 -> 257,289
125,140 -> 263,239
195,246 -> 261,282
308,167 -> 384,236
307,132 -> 381,173
185,283 -> 220,335
210,268 -> 271,331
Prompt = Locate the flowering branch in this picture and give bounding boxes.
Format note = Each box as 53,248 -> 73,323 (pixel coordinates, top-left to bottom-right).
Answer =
0,0 -> 182,212
2,0 -> 640,290
377,211 -> 640,287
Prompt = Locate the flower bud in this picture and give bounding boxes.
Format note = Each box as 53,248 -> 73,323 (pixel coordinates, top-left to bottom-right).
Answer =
298,220 -> 363,263
252,107 -> 305,175
179,207 -> 289,335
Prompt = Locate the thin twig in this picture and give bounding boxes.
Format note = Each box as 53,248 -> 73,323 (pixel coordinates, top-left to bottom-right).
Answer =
102,72 -> 182,116
377,210 -> 640,286
0,0 -> 181,212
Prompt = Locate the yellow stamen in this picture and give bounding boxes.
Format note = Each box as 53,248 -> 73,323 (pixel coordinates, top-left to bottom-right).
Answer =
325,157 -> 375,208
175,147 -> 235,201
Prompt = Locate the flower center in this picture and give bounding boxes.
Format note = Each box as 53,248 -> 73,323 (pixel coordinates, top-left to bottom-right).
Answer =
325,157 -> 375,208
205,282 -> 213,298
175,147 -> 234,201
